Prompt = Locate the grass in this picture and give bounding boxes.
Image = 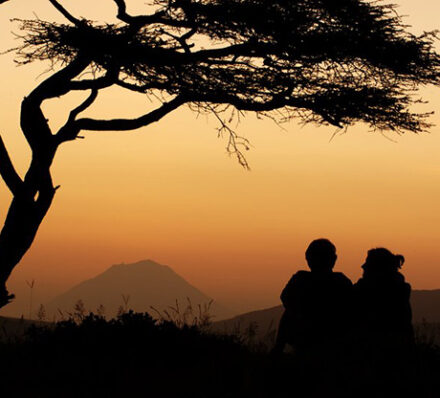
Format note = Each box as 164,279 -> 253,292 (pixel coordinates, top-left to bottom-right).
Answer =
0,312 -> 254,397
2,298 -> 440,397
0,309 -> 439,398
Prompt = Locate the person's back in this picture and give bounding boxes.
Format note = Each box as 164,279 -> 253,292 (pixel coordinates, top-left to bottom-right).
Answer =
354,248 -> 414,347
353,248 -> 415,393
274,239 -> 353,356
281,270 -> 352,349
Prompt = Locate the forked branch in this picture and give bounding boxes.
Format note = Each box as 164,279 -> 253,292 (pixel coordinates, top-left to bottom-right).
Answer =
68,89 -> 98,122
57,89 -> 99,143
113,0 -> 166,26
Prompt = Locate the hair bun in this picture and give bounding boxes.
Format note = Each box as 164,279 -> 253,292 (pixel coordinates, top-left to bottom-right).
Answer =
395,254 -> 405,269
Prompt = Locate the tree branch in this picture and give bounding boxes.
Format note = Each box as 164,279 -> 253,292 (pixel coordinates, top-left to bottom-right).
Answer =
113,0 -> 129,21
69,78 -> 112,91
115,80 -> 168,93
28,57 -> 90,103
112,0 -> 196,30
160,28 -> 196,54
49,0 -> 83,27
56,89 -> 99,143
69,89 -> 98,121
69,67 -> 119,91
0,135 -> 23,195
75,95 -> 187,131
21,57 -> 90,151
113,0 -> 166,25
189,42 -> 265,62
193,93 -> 296,113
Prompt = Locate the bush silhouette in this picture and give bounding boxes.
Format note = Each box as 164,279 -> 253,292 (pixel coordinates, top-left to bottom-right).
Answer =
0,310 -> 439,397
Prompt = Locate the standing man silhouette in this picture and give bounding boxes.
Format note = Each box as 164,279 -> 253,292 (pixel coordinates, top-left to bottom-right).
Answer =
273,239 -> 353,358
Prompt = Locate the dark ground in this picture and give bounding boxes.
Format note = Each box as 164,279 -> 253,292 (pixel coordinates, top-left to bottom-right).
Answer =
0,312 -> 439,397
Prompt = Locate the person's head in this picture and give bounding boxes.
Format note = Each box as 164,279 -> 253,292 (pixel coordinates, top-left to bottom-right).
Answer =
362,247 -> 404,276
305,239 -> 337,272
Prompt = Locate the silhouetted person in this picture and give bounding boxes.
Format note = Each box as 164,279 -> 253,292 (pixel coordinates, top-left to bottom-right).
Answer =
353,248 -> 417,395
354,248 -> 414,352
273,239 -> 353,359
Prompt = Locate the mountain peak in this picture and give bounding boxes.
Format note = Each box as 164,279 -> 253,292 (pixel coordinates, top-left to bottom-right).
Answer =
111,259 -> 168,267
108,259 -> 172,271
47,259 -> 232,320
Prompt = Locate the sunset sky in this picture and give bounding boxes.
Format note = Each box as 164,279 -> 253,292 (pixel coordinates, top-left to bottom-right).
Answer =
1,0 -> 440,316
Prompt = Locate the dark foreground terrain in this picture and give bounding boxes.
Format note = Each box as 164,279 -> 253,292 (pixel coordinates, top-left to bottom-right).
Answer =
1,312 -> 439,398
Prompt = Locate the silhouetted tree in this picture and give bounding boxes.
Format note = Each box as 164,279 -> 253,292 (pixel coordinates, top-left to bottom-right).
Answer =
1,0 -> 440,307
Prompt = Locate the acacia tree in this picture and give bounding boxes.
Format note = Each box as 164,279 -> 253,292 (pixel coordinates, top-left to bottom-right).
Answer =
0,0 -> 439,307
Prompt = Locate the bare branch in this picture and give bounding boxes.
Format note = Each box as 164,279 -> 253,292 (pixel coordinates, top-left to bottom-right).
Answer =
28,57 -> 90,103
113,0 -> 128,21
75,95 -> 187,132
160,28 -> 197,54
68,89 -> 98,121
69,79 -> 112,91
48,0 -> 83,27
206,105 -> 251,169
192,92 -> 299,113
56,89 -> 98,143
0,135 -> 23,195
115,80 -> 168,93
113,0 -> 166,26
69,68 -> 119,91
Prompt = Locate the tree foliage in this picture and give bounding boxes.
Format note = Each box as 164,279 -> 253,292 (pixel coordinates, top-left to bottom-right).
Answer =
13,0 -> 440,143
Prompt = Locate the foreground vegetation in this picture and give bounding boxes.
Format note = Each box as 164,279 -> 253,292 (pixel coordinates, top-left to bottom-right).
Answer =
0,311 -> 439,397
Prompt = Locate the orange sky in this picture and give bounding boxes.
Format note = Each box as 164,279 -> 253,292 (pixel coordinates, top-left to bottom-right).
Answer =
1,0 -> 440,316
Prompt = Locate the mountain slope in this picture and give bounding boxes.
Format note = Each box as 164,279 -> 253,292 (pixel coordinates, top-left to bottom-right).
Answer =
47,260 -> 232,320
411,289 -> 440,322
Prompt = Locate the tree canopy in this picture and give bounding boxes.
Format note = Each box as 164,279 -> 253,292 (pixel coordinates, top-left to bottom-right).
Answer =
13,0 -> 440,160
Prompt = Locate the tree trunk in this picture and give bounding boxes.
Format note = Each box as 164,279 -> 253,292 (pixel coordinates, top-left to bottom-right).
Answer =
0,187 -> 54,306
0,98 -> 58,308
0,58 -> 90,308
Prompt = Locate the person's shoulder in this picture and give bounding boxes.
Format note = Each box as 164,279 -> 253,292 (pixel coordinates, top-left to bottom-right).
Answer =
332,272 -> 353,286
281,270 -> 310,302
393,272 -> 411,290
287,270 -> 311,284
353,277 -> 365,288
400,276 -> 412,294
397,272 -> 411,287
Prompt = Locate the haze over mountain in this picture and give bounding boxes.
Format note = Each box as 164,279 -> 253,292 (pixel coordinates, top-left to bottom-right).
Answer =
47,260 -> 233,320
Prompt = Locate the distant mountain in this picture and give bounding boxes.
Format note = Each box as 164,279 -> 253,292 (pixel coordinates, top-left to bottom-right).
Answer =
214,289 -> 440,339
213,305 -> 282,340
47,260 -> 232,320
